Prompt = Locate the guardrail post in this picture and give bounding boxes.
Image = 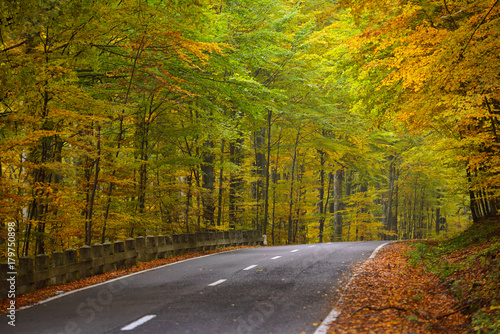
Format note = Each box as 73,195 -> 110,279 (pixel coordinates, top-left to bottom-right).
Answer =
146,236 -> 157,261
91,244 -> 104,275
64,249 -> 78,283
157,236 -> 167,259
79,246 -> 92,278
51,251 -> 64,285
114,241 -> 125,269
102,242 -> 115,272
125,238 -> 136,267
34,254 -> 49,289
18,257 -> 34,294
136,236 -> 146,262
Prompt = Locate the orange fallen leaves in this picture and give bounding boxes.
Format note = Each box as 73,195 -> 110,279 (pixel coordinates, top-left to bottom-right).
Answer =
328,242 -> 469,333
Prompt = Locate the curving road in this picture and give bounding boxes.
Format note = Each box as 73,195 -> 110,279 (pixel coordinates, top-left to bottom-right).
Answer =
3,241 -> 386,334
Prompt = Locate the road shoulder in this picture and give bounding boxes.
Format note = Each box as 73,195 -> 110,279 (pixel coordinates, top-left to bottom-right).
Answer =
325,241 -> 468,334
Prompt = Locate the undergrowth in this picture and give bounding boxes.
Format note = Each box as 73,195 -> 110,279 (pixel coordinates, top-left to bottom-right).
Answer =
407,216 -> 500,333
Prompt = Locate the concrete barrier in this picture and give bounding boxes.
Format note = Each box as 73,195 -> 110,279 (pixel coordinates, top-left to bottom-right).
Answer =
0,230 -> 263,296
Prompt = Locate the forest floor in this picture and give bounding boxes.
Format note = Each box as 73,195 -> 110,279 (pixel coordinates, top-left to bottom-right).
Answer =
328,216 -> 500,334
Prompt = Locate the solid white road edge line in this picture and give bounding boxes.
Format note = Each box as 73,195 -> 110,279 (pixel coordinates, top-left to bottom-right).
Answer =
208,279 -> 227,286
243,265 -> 258,271
271,256 -> 281,259
313,242 -> 392,334
121,315 -> 156,331
314,310 -> 341,334
22,249 -> 240,310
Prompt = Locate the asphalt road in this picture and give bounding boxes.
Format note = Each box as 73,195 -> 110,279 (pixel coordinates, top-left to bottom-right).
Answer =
3,241 -> 387,334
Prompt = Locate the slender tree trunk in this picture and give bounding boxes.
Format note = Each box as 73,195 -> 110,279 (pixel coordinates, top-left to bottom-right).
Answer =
86,125 -> 101,245
253,127 -> 266,231
386,159 -> 395,237
394,168 -> 399,239
435,206 -> 441,235
317,149 -> 326,243
229,137 -> 243,229
201,139 -> 215,227
344,169 -> 352,240
271,127 -> 283,245
333,169 -> 343,241
262,110 -> 272,235
411,177 -> 419,239
466,170 -> 480,222
357,183 -> 368,241
418,186 -> 425,239
185,171 -> 193,234
293,162 -> 305,243
216,140 -> 225,227
287,128 -> 301,244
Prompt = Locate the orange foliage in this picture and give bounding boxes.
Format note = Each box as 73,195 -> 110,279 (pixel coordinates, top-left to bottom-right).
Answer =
328,242 -> 469,333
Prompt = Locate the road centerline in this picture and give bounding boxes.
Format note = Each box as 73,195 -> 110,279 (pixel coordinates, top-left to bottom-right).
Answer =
291,249 -> 299,253
271,256 -> 281,259
121,315 -> 156,331
243,264 -> 258,271
208,279 -> 227,286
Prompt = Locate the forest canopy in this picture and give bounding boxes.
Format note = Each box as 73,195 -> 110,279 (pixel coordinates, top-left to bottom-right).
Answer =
1,0 -> 497,257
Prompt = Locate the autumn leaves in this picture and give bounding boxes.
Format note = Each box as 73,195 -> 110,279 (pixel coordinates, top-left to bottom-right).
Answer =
0,0 -> 487,258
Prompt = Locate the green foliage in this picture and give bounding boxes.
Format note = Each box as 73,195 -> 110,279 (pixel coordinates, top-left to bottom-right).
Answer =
407,219 -> 500,333
407,242 -> 458,278
0,0 -> 477,256
471,309 -> 500,334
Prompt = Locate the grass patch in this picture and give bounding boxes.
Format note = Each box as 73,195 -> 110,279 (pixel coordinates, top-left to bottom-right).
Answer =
406,216 -> 500,333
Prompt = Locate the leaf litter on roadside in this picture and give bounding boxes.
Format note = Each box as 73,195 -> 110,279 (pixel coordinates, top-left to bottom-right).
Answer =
328,242 -> 469,334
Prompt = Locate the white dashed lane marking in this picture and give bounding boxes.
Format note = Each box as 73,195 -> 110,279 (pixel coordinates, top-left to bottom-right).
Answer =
291,249 -> 299,253
243,265 -> 257,271
208,279 -> 227,286
271,256 -> 281,260
121,315 -> 156,331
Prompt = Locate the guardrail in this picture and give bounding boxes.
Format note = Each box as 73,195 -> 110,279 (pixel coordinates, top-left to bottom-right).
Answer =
0,230 -> 263,296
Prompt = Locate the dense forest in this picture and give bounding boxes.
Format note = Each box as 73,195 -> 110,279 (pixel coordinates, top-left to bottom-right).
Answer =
0,0 -> 498,257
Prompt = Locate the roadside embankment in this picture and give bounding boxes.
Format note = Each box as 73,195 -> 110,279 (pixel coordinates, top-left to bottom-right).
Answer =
327,217 -> 500,333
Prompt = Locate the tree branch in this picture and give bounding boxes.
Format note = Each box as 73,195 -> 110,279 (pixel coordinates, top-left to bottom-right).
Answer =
351,305 -> 410,317
1,40 -> 27,52
460,0 -> 499,57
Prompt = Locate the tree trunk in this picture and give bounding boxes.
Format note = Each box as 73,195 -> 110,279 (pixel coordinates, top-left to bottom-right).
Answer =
333,169 -> 343,241
317,149 -> 326,243
86,125 -> 101,246
287,128 -> 301,244
386,159 -> 396,237
262,110 -> 272,235
435,206 -> 441,235
201,139 -> 215,227
271,127 -> 283,245
394,168 -> 399,238
185,171 -> 193,234
466,170 -> 480,222
229,136 -> 243,229
253,127 -> 266,232
216,140 -> 225,227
